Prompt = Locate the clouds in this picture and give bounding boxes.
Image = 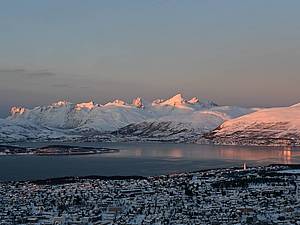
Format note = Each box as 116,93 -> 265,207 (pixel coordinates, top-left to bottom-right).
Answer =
51,83 -> 71,88
25,71 -> 56,78
0,69 -> 26,73
0,67 -> 56,78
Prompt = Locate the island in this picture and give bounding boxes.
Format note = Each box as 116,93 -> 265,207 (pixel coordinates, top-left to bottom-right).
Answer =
0,144 -> 119,156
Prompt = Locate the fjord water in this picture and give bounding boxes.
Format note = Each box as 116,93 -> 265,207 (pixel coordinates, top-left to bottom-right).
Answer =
1,143 -> 300,182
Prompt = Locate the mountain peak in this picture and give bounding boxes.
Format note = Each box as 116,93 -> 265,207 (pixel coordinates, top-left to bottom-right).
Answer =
161,93 -> 186,106
104,99 -> 128,107
52,100 -> 70,107
188,97 -> 200,104
187,97 -> 218,107
112,99 -> 126,105
75,101 -> 96,110
10,106 -> 27,116
132,97 -> 144,108
152,99 -> 165,105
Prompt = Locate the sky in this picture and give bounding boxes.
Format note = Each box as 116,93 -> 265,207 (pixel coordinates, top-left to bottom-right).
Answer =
1,0 -> 300,117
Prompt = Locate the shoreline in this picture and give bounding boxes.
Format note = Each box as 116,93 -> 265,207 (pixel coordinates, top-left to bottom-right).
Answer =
1,141 -> 299,148
3,163 -> 300,184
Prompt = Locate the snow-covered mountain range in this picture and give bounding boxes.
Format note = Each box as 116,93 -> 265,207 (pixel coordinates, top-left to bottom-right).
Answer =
2,93 -> 300,146
0,94 -> 254,143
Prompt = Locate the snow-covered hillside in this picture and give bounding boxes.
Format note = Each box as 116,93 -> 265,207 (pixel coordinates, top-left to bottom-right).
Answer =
207,104 -> 300,146
0,93 -> 254,143
113,106 -> 254,143
0,118 -> 75,143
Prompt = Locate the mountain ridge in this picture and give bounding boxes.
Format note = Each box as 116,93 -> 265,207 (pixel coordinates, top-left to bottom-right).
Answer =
3,94 -> 300,146
0,93 -> 253,143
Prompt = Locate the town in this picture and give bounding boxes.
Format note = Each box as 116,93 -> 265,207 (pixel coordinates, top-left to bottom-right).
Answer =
1,165 -> 300,225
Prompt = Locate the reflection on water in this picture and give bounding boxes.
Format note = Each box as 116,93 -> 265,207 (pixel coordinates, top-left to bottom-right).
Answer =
281,146 -> 292,164
1,142 -> 300,181
168,148 -> 183,159
132,148 -> 142,157
217,146 -> 296,164
101,143 -> 300,165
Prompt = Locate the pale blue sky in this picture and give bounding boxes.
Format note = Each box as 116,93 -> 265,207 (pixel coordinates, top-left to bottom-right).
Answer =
1,0 -> 300,117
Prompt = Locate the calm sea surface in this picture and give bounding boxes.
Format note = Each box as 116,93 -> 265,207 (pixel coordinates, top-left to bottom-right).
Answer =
1,142 -> 300,181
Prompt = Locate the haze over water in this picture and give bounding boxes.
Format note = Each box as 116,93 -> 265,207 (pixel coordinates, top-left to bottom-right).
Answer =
1,143 -> 299,182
